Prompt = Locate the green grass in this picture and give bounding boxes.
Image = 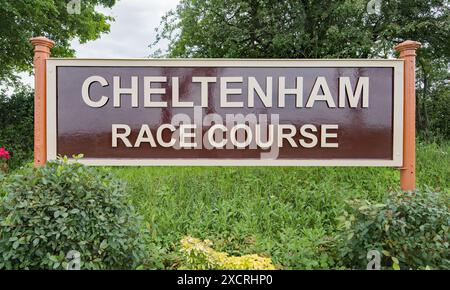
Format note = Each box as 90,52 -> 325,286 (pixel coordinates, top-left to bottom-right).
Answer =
112,141 -> 449,269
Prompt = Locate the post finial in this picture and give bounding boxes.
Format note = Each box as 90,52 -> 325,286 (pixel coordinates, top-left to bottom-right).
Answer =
394,40 -> 421,56
30,36 -> 55,48
30,37 -> 55,55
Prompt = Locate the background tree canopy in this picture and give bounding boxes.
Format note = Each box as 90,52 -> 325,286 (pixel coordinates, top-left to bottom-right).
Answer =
153,0 -> 449,59
153,0 -> 449,138
0,0 -> 116,84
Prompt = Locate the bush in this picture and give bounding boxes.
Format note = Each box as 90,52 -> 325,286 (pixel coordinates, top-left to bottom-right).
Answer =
179,236 -> 276,270
0,86 -> 34,169
336,189 -> 449,269
0,157 -> 148,269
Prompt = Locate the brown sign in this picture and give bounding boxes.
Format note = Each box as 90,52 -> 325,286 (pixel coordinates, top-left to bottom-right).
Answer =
46,59 -> 403,166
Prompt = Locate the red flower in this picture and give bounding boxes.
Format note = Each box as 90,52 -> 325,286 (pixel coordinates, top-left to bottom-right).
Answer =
0,147 -> 10,160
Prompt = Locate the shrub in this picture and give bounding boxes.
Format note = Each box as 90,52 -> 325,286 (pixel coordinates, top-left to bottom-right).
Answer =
336,189 -> 449,269
179,236 -> 276,270
0,157 -> 148,269
0,86 -> 34,169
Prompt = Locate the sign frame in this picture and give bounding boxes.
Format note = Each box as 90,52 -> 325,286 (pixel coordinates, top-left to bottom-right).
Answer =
46,58 -> 404,167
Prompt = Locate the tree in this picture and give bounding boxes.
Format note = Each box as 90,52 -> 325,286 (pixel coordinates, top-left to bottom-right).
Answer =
416,56 -> 449,138
366,0 -> 449,135
153,0 -> 376,58
0,0 -> 117,84
153,0 -> 450,138
154,0 -> 449,59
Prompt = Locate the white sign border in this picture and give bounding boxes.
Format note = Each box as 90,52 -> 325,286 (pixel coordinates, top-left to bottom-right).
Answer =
46,58 -> 404,167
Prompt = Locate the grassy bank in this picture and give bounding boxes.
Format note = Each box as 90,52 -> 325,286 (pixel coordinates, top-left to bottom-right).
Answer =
112,141 -> 449,269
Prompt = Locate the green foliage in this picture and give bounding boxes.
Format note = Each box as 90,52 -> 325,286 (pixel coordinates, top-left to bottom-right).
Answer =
416,141 -> 450,189
0,86 -> 34,169
179,236 -> 276,270
154,0 -> 449,60
424,83 -> 450,139
116,142 -> 449,269
0,0 -> 117,83
0,157 -> 149,269
153,0 -> 372,58
336,189 -> 450,269
0,143 -> 446,270
266,227 -> 336,269
0,170 -> 6,196
416,58 -> 450,139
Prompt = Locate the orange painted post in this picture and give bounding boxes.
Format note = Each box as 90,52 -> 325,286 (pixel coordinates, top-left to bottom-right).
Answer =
394,40 -> 421,191
30,36 -> 55,167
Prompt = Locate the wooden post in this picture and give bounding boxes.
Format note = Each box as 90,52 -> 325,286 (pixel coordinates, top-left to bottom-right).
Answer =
30,36 -> 55,167
394,40 -> 421,191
